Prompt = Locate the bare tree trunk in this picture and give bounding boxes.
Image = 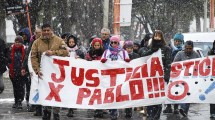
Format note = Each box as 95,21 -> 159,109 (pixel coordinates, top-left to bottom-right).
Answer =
196,14 -> 201,32
0,1 -> 6,40
29,0 -> 43,32
43,0 -> 52,25
58,0 -> 69,33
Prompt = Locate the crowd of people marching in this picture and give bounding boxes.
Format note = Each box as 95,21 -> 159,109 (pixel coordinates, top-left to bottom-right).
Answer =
0,23 -> 215,120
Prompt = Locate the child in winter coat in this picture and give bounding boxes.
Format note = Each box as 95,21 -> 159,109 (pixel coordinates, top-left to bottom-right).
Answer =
123,41 -> 140,118
101,35 -> 130,120
65,34 -> 85,117
85,37 -> 104,61
65,34 -> 85,59
85,38 -> 105,117
9,36 -> 25,109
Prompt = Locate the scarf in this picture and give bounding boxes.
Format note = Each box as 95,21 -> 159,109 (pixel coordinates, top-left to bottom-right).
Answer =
68,45 -> 78,52
108,46 -> 122,61
9,45 -> 25,79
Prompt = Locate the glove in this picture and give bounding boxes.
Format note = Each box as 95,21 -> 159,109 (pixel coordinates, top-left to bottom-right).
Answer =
101,58 -> 107,63
151,48 -> 159,52
124,59 -> 130,62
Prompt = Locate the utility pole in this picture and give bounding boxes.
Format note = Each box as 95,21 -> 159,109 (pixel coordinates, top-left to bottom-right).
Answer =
103,0 -> 109,28
113,0 -> 120,35
210,0 -> 214,31
203,0 -> 208,32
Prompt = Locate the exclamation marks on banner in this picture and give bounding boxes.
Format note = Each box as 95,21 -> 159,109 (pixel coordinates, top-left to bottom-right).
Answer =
146,77 -> 165,98
199,82 -> 215,101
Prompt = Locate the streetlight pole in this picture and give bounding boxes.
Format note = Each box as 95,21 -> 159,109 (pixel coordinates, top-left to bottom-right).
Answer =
103,0 -> 109,28
113,0 -> 120,35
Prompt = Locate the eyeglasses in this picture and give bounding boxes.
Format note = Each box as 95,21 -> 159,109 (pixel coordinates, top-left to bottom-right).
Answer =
111,41 -> 118,44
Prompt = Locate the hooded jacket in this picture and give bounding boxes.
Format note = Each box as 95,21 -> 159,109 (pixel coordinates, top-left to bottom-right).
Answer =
19,28 -> 31,46
31,35 -> 68,74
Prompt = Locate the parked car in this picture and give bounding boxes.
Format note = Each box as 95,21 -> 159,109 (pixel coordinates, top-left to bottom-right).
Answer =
194,47 -> 204,58
183,32 -> 215,56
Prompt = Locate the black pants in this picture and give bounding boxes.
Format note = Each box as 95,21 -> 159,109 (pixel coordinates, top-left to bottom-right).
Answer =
146,104 -> 162,119
10,75 -> 25,103
210,104 -> 215,115
23,75 -> 31,102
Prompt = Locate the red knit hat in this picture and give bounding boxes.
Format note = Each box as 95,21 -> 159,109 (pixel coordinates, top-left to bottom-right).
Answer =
91,38 -> 103,46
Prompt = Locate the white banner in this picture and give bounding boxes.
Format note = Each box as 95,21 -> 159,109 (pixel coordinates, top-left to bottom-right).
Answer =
166,55 -> 215,103
29,50 -> 166,109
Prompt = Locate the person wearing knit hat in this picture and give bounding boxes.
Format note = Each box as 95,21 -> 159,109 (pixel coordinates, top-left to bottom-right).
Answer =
170,33 -> 184,59
85,38 -> 104,61
85,37 -> 104,117
163,32 -> 184,114
123,40 -> 139,118
100,35 -> 130,120
174,33 -> 184,42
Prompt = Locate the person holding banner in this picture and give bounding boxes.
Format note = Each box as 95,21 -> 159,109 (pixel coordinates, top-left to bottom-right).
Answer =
22,27 -> 43,115
163,32 -> 184,114
85,37 -> 105,117
31,24 -> 69,120
123,40 -> 140,118
173,40 -> 200,117
64,34 -> 85,117
101,35 -> 130,120
207,40 -> 215,118
140,30 -> 172,119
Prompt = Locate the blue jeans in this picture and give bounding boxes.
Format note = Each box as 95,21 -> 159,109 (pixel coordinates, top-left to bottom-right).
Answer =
180,103 -> 190,114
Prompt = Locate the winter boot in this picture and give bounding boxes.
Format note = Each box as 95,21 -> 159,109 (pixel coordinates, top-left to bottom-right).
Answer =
110,109 -> 118,120
42,110 -> 51,120
66,108 -> 74,117
34,106 -> 42,116
163,105 -> 173,113
53,113 -> 60,120
94,110 -> 103,118
173,104 -> 179,114
125,108 -> 132,118
16,102 -> 23,109
12,103 -> 18,108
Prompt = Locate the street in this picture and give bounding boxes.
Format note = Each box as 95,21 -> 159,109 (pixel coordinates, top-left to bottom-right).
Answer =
0,77 -> 213,120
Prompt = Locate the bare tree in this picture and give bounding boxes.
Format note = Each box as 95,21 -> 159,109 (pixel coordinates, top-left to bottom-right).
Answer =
0,0 -> 6,40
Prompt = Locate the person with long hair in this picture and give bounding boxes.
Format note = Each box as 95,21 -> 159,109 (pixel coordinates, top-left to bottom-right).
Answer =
140,30 -> 172,119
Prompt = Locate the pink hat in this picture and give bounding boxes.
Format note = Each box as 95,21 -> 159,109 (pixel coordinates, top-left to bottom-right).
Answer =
110,35 -> 121,43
